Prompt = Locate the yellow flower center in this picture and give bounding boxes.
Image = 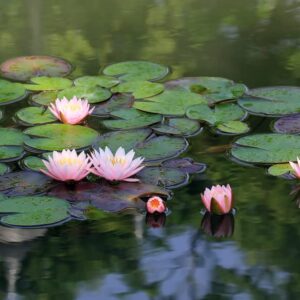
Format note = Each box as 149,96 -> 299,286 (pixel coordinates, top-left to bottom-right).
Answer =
66,103 -> 81,112
110,157 -> 126,166
58,158 -> 80,166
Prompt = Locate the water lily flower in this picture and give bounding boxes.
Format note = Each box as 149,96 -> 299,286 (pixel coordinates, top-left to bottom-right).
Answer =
49,96 -> 94,124
40,149 -> 91,181
289,157 -> 300,178
146,196 -> 166,214
89,146 -> 144,182
201,184 -> 233,215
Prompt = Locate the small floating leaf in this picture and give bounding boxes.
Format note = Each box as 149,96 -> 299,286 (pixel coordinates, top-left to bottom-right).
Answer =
74,75 -> 119,89
162,158 -> 206,174
267,163 -> 293,176
0,79 -> 27,105
23,76 -> 73,91
272,114 -> 300,134
20,156 -> 45,172
216,120 -> 250,134
15,106 -> 56,126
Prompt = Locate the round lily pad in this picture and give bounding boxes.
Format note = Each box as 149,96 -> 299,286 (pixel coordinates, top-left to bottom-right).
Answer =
24,124 -> 99,152
29,91 -> 58,106
0,56 -> 73,82
102,108 -> 161,130
23,76 -> 73,91
0,79 -> 27,105
0,196 -> 71,227
134,90 -> 207,116
152,118 -> 201,137
94,129 -> 188,162
111,81 -> 164,98
58,86 -> 111,104
103,61 -> 169,81
74,75 -> 119,89
162,158 -> 206,174
238,86 -> 300,116
267,163 -> 293,176
19,156 -> 45,172
14,106 -> 57,126
0,163 -> 10,175
216,121 -> 250,135
272,114 -> 300,134
231,134 -> 300,164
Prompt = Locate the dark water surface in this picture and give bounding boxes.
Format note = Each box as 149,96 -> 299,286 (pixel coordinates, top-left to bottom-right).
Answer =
0,0 -> 300,299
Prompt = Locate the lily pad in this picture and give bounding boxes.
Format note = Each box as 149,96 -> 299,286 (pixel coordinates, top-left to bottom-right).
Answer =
134,90 -> 207,116
267,163 -> 293,176
152,118 -> 201,137
0,163 -> 10,175
165,77 -> 247,103
14,106 -> 57,126
0,196 -> 70,227
74,75 -> 119,89
238,87 -> 300,116
0,79 -> 27,105
92,93 -> 134,117
29,91 -> 58,106
216,120 -> 250,135
0,56 -> 73,82
231,134 -> 300,164
272,114 -> 300,134
102,108 -> 161,130
48,181 -> 170,213
23,76 -> 73,91
94,129 -> 188,162
162,158 -> 206,174
24,124 -> 99,152
103,61 -> 169,81
58,86 -> 111,104
111,81 -> 164,98
19,156 -> 45,172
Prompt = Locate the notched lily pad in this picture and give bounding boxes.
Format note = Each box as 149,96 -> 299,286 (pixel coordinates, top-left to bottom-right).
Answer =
216,121 -> 250,135
103,61 -> 169,81
0,79 -> 27,105
29,91 -> 58,106
272,114 -> 300,134
19,156 -> 45,172
74,75 -> 119,89
267,163 -> 293,176
23,76 -> 73,91
0,56 -> 73,82
162,158 -> 206,174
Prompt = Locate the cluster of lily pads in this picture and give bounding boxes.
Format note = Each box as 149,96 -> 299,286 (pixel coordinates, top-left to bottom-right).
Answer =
0,55 -> 299,230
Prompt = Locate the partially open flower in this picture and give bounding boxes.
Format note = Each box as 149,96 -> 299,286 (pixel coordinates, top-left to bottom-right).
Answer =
201,184 -> 233,215
89,146 -> 144,182
49,96 -> 94,124
40,149 -> 91,181
146,196 -> 166,214
289,157 -> 300,178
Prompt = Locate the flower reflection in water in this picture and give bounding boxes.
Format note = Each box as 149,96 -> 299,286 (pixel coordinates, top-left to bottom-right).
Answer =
146,212 -> 166,228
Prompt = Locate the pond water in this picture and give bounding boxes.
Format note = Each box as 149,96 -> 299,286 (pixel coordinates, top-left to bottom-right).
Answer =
0,0 -> 300,299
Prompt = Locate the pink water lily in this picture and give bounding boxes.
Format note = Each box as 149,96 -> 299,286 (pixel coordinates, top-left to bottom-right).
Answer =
40,149 -> 91,181
49,96 -> 94,124
289,157 -> 300,178
146,196 -> 166,214
201,184 -> 233,215
89,146 -> 144,182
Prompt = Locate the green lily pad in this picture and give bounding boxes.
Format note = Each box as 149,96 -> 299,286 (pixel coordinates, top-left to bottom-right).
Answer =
58,86 -> 111,104
102,108 -> 161,130
267,163 -> 293,176
152,118 -> 201,137
238,87 -> 300,116
0,163 -> 10,175
103,61 -> 169,81
165,77 -> 247,103
29,91 -> 58,106
0,79 -> 27,105
186,103 -> 246,125
216,120 -> 250,135
94,129 -> 188,162
111,81 -> 164,98
134,90 -> 207,116
92,93 -> 134,117
19,156 -> 45,172
14,106 -> 57,126
0,56 -> 73,82
23,76 -> 73,91
0,196 -> 71,227
231,134 -> 300,164
74,75 -> 119,89
24,124 -> 99,152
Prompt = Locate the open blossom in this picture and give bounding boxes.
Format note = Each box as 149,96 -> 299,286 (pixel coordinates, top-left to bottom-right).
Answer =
201,184 -> 233,215
146,196 -> 166,214
40,149 -> 91,181
49,96 -> 94,124
289,157 -> 300,178
89,147 -> 144,182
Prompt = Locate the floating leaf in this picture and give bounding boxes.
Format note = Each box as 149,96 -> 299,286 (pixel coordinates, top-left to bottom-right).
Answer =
267,163 -> 293,176
24,124 -> 99,152
134,90 -> 207,116
272,114 -> 300,134
0,79 -> 27,105
58,86 -> 111,104
0,163 -> 9,175
216,120 -> 250,134
102,108 -> 161,130
14,106 -> 56,126
111,81 -> 164,98
103,61 -> 169,81
231,134 -> 300,164
0,56 -> 73,82
23,76 -> 73,91
74,75 -> 119,89
29,91 -> 58,106
238,87 -> 300,116
162,158 -> 206,174
152,118 -> 201,137
0,196 -> 70,227
19,156 -> 45,172
94,129 -> 188,162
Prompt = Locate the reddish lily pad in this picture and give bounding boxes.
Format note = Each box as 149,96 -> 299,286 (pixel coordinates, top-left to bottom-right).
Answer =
273,114 -> 300,134
162,158 -> 206,174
